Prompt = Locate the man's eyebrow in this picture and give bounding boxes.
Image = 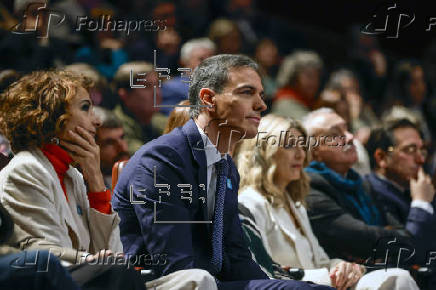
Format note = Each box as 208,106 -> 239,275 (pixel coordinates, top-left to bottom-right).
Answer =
234,84 -> 255,90
234,84 -> 265,95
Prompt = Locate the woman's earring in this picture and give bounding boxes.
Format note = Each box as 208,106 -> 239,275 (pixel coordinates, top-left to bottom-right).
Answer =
50,137 -> 60,145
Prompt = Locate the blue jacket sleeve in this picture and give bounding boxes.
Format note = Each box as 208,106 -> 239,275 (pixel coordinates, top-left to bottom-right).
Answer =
113,146 -> 196,277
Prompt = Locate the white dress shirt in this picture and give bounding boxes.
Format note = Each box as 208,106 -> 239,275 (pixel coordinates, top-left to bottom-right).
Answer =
195,122 -> 227,220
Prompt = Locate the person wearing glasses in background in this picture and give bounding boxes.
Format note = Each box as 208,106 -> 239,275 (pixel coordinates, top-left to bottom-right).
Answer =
365,118 -> 436,242
365,118 -> 436,288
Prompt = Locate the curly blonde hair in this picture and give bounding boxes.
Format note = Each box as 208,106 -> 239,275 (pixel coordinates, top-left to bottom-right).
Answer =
234,114 -> 310,207
0,70 -> 92,153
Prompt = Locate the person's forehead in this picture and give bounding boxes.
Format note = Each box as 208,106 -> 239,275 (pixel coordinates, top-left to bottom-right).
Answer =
393,127 -> 422,145
313,112 -> 345,132
72,87 -> 91,102
225,67 -> 262,89
98,127 -> 124,138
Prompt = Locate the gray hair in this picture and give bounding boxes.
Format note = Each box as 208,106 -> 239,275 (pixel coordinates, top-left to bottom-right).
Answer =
327,69 -> 357,89
276,51 -> 323,88
180,38 -> 216,64
302,107 -> 335,136
93,106 -> 123,129
189,54 -> 259,118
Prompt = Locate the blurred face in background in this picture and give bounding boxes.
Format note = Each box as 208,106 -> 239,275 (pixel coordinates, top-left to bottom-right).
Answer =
409,66 -> 427,105
273,128 -> 306,189
96,127 -> 129,175
295,67 -> 320,100
255,39 -> 278,70
218,29 -> 241,54
184,46 -> 215,71
120,71 -> 160,125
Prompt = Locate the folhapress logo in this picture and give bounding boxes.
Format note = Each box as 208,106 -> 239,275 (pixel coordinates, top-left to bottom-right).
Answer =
361,3 -> 415,38
10,2 -> 167,38
11,2 -> 65,38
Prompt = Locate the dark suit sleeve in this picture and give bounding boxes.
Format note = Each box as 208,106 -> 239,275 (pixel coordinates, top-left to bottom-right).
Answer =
126,146 -> 196,277
306,188 -> 410,261
374,193 -> 436,254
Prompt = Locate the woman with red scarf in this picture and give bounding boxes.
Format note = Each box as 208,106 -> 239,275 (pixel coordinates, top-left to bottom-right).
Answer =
0,70 -> 122,264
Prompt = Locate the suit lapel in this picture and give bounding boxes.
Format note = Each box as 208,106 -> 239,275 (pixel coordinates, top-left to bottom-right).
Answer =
182,119 -> 209,223
270,206 -> 297,243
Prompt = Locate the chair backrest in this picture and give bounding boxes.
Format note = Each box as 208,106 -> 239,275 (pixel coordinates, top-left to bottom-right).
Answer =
111,160 -> 129,191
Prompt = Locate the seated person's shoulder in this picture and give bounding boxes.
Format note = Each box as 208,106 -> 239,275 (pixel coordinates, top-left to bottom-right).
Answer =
238,187 -> 271,215
239,187 -> 267,205
117,130 -> 191,188
134,130 -> 188,164
0,150 -> 49,179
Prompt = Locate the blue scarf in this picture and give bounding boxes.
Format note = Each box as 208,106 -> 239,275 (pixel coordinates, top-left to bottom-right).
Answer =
305,161 -> 382,226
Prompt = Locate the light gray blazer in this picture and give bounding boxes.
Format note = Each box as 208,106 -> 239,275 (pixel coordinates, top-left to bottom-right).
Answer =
0,149 -> 122,263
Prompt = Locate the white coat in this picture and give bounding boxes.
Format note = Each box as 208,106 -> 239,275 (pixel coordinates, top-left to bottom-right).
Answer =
0,149 -> 122,263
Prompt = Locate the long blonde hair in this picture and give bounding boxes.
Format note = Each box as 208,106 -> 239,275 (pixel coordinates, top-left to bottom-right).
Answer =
234,114 -> 310,207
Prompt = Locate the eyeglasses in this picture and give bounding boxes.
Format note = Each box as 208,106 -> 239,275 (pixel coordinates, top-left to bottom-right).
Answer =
387,144 -> 428,159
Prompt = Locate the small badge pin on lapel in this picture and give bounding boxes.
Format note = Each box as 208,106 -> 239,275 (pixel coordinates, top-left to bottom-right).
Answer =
227,178 -> 232,190
77,205 -> 82,216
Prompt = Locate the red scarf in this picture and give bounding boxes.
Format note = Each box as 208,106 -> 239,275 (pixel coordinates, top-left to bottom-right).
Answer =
41,144 -> 73,202
41,144 -> 111,214
274,87 -> 316,109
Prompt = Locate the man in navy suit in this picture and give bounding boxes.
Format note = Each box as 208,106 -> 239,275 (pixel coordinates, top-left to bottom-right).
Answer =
113,54 -> 331,289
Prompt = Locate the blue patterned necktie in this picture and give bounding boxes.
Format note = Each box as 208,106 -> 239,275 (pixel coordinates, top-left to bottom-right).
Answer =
211,158 -> 229,274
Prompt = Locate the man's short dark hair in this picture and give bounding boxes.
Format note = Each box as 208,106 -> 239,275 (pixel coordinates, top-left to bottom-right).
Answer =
366,118 -> 422,169
94,106 -> 123,130
188,54 -> 259,118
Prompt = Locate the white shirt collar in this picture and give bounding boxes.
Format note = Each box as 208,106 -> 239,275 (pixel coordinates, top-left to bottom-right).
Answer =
195,121 -> 227,167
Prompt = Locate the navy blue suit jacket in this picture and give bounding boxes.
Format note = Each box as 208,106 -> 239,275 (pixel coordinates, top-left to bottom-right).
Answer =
365,173 -> 436,253
112,119 -> 268,281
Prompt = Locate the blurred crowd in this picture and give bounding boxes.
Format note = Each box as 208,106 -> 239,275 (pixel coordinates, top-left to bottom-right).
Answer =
1,0 -> 435,175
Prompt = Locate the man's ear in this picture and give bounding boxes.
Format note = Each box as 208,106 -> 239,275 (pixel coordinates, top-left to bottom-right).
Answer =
374,148 -> 388,169
199,88 -> 215,113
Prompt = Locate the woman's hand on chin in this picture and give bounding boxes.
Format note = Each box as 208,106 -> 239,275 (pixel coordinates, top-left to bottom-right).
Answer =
60,126 -> 106,192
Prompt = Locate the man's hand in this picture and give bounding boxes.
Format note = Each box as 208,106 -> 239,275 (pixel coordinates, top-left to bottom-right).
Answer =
410,168 -> 435,203
329,262 -> 363,290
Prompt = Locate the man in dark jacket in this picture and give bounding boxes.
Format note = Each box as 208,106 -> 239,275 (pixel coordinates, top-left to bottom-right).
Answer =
365,118 -> 436,253
302,108 -> 435,266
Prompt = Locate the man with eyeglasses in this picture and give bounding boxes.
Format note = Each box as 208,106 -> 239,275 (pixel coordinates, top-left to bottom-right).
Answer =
365,118 -> 436,252
302,109 -> 434,289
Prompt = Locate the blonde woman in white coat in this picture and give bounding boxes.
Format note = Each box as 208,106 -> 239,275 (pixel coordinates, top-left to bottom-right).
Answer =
234,114 -> 419,290
0,71 -> 122,264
